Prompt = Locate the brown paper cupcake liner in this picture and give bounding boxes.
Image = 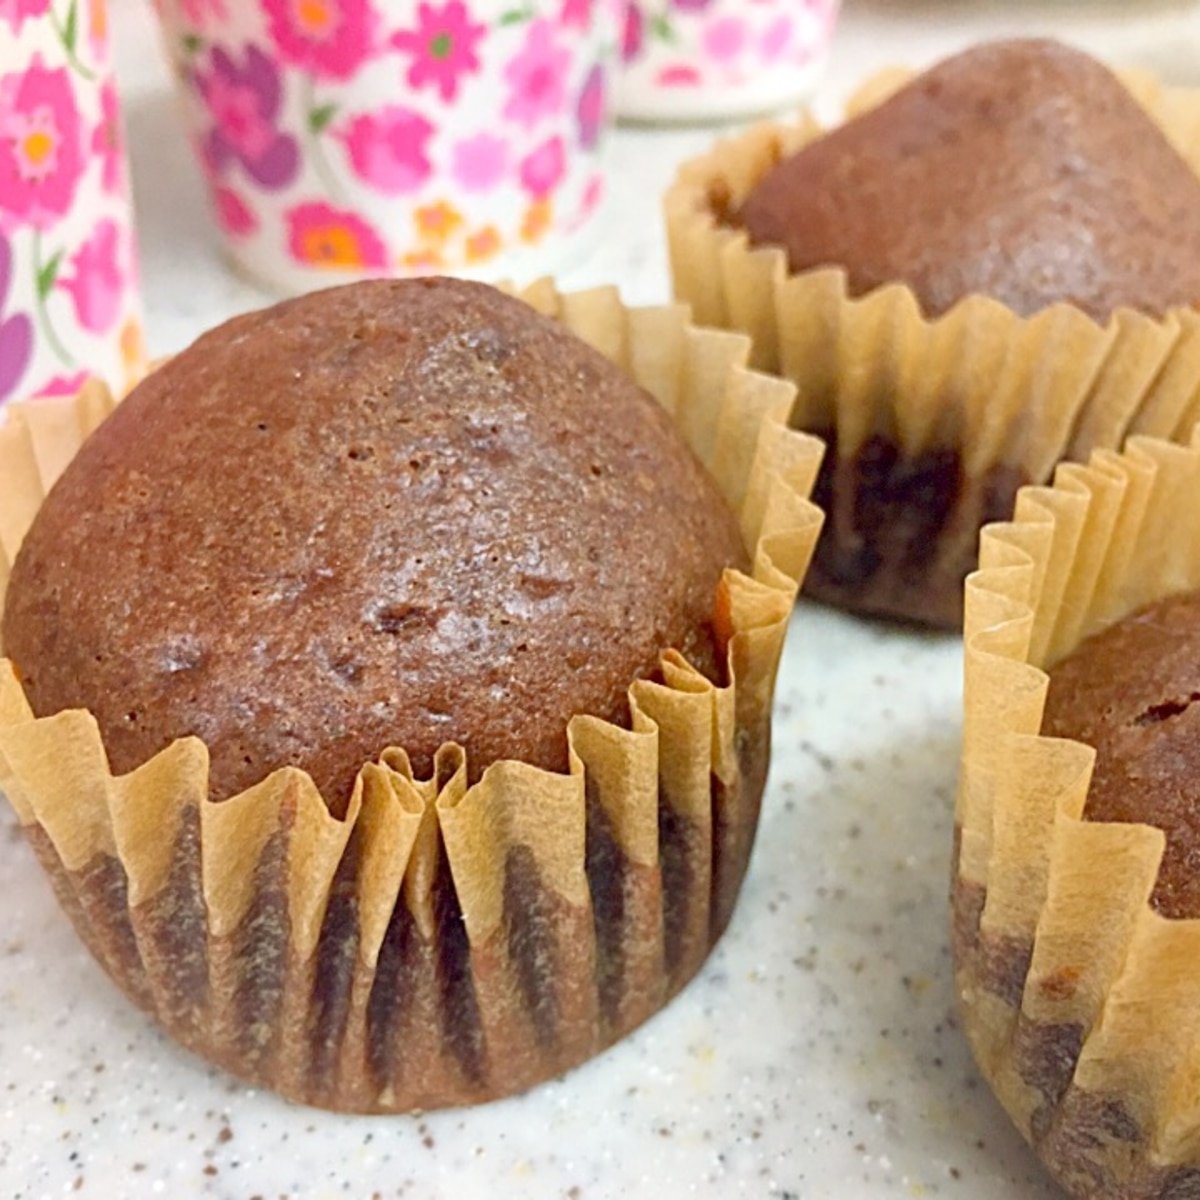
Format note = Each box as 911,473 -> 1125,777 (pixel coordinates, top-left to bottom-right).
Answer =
958,422 -> 1200,1197
0,282 -> 824,1114
664,67 -> 1200,629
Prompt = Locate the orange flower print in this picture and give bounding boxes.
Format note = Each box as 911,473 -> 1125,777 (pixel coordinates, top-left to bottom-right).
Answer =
286,201 -> 387,270
401,247 -> 445,273
88,0 -> 109,56
120,316 -> 147,391
414,199 -> 463,245
520,197 -> 552,245
465,225 -> 502,264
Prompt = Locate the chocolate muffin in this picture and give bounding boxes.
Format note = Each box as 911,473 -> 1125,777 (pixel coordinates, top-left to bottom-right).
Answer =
956,432 -> 1200,1199
737,38 -> 1200,322
666,38 -> 1200,630
0,279 -> 823,1114
2,277 -> 748,811
1042,588 -> 1200,920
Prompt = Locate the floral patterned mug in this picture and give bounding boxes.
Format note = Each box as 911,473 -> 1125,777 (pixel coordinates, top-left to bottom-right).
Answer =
153,0 -> 621,293
0,0 -> 144,409
617,0 -> 840,123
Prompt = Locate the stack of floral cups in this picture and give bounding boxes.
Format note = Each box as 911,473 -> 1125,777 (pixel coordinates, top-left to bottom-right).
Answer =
154,0 -> 623,292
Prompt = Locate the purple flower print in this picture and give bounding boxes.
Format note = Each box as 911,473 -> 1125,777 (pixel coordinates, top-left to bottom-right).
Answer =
262,0 -> 375,82
503,19 -> 571,130
0,0 -> 50,36
519,135 -> 565,198
451,132 -> 508,193
0,56 -> 86,232
57,218 -> 125,334
576,63 -> 604,150
0,233 -> 33,405
195,45 -> 300,189
390,1 -> 487,103
338,106 -> 433,195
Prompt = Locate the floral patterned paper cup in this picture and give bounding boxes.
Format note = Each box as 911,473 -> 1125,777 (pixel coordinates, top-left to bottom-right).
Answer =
617,0 -> 840,123
0,0 -> 145,410
155,0 -> 621,292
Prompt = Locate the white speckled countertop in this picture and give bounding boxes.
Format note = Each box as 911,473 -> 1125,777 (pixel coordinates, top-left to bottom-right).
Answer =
5,2 -> 1200,1197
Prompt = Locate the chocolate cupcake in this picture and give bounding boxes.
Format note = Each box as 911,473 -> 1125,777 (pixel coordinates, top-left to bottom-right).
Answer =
958,425 -> 1200,1197
1042,590 -> 1200,922
665,38 -> 1200,628
0,279 -> 824,1113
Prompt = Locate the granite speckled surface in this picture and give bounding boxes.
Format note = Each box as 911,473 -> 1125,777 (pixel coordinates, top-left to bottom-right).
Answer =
4,1 -> 1200,1196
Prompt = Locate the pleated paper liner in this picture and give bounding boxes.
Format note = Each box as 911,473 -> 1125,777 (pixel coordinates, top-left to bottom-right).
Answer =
0,282 -> 825,1114
958,424 -> 1200,1198
664,65 -> 1200,629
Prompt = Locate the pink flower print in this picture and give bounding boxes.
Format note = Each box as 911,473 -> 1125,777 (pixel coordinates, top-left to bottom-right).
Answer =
262,0 -> 375,82
760,14 -> 792,62
0,57 -> 86,233
214,185 -> 258,236
451,132 -> 508,194
620,3 -> 642,64
180,0 -> 227,27
36,369 -> 90,398
338,106 -> 433,195
565,171 -> 603,233
390,1 -> 486,104
195,45 -> 299,189
56,218 -> 125,335
670,0 -> 712,9
286,200 -> 387,271
0,233 -> 33,405
559,0 -> 591,30
519,136 -> 565,199
656,64 -> 701,87
581,172 -> 603,215
503,19 -> 571,130
702,15 -> 747,64
0,0 -> 50,35
93,80 -> 124,196
576,63 -> 604,151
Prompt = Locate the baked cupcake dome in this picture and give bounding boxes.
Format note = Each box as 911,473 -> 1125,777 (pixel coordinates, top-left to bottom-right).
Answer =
0,279 -> 823,1113
666,38 -> 1200,629
738,39 -> 1200,323
4,277 -> 747,810
959,426 -> 1200,1197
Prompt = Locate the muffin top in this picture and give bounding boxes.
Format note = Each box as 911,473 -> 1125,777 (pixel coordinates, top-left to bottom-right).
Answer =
1042,588 -> 1200,919
3,278 -> 749,810
737,38 -> 1200,322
